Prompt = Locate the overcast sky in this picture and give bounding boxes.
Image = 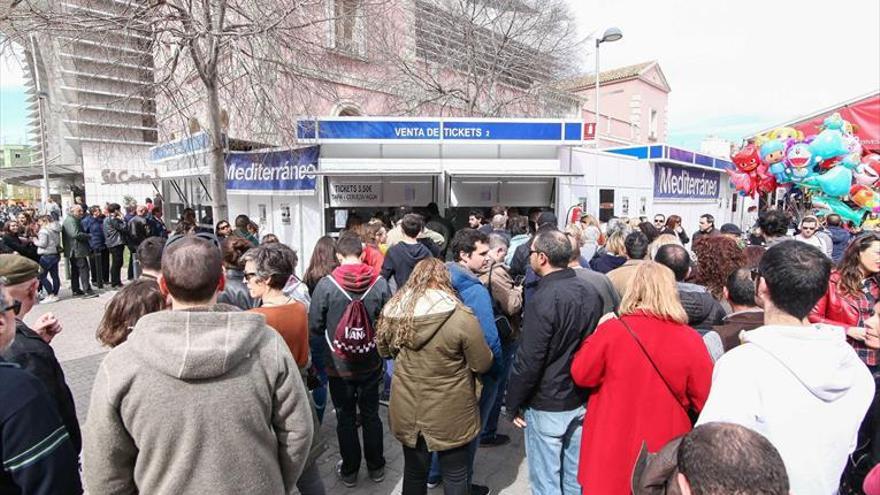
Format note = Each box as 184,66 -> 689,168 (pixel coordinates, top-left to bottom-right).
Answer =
569,0 -> 880,147
2,0 -> 879,147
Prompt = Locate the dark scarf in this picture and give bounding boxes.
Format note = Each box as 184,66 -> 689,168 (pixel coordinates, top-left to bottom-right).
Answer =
332,263 -> 377,292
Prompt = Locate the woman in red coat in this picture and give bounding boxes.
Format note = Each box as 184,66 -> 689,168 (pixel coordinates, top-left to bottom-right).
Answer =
810,232 -> 880,369
570,261 -> 714,494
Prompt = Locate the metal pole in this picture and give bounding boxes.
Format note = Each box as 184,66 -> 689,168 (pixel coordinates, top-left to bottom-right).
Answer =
29,33 -> 50,209
594,38 -> 601,148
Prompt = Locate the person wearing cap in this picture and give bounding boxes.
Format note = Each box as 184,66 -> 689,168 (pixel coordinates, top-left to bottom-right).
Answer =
0,280 -> 83,494
0,254 -> 81,459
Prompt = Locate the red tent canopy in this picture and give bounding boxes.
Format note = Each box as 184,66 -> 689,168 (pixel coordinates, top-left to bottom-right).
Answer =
789,93 -> 880,154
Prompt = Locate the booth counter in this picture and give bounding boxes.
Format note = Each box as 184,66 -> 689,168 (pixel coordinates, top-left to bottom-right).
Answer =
149,118 -> 746,270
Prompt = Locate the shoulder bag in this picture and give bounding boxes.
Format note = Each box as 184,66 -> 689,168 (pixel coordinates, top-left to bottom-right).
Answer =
618,316 -> 698,425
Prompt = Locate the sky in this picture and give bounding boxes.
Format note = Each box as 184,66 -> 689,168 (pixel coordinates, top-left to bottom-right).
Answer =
1,0 -> 879,148
569,0 -> 880,148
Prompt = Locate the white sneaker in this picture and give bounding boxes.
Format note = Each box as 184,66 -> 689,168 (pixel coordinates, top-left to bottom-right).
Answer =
42,295 -> 58,304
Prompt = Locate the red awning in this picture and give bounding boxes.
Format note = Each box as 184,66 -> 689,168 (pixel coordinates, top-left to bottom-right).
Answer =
790,93 -> 880,154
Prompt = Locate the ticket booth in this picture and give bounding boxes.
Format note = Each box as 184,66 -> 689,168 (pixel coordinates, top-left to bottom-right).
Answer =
298,117 -> 589,235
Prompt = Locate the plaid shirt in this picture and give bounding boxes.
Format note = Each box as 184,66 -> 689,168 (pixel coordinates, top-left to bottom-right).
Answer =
851,278 -> 880,367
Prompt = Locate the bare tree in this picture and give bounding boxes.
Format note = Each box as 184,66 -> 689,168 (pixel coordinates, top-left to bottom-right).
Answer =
377,0 -> 584,117
0,0 -> 389,221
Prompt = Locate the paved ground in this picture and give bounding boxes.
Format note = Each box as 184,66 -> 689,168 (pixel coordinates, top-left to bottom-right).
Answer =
28,283 -> 532,494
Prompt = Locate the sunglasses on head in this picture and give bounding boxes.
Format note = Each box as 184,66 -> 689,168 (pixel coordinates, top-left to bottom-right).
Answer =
165,231 -> 221,250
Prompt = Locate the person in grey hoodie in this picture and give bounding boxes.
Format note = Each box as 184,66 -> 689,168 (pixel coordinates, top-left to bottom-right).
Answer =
698,241 -> 874,495
33,215 -> 62,300
83,235 -> 314,494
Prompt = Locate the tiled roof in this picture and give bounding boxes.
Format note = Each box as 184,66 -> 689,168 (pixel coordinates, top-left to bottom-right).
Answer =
560,61 -> 656,91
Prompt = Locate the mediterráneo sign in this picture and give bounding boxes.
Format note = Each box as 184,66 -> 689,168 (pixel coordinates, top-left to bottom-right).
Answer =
225,146 -> 318,195
654,163 -> 720,200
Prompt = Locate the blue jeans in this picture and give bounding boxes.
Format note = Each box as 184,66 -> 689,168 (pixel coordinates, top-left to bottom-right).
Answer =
39,254 -> 61,296
523,406 -> 585,495
428,373 -> 499,484
481,340 -> 518,441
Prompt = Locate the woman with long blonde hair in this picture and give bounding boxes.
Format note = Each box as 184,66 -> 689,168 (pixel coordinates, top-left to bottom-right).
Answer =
377,258 -> 492,495
570,261 -> 713,494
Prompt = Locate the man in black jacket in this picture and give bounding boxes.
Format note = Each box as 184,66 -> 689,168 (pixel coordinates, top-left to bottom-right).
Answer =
0,255 -> 81,458
0,282 -> 82,494
103,203 -> 127,288
506,229 -> 601,494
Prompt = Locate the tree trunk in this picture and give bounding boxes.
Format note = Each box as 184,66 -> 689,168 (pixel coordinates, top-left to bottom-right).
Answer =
206,84 -> 228,224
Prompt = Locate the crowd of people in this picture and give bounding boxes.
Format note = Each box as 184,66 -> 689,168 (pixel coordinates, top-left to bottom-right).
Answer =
3,197 -> 880,495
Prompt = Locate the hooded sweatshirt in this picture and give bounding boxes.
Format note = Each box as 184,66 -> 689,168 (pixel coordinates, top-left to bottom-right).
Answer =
308,264 -> 390,378
83,304 -> 314,495
446,262 -> 502,376
377,290 -> 493,451
697,324 -> 875,495
380,241 -> 433,289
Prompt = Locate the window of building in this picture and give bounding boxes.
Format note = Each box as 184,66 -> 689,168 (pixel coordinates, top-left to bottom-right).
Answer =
14,153 -> 21,159
331,0 -> 365,57
649,108 -> 659,141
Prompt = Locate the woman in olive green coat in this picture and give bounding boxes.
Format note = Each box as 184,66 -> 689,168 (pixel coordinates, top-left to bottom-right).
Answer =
377,258 -> 492,495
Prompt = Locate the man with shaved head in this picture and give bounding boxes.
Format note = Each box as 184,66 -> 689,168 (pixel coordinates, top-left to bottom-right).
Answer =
83,235 -> 314,494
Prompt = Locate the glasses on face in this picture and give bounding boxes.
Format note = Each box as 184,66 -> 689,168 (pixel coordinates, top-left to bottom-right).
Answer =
243,272 -> 260,282
1,299 -> 21,315
654,219 -> 664,224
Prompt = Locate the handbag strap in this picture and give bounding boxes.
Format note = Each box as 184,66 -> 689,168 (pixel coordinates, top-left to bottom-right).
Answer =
618,316 -> 689,417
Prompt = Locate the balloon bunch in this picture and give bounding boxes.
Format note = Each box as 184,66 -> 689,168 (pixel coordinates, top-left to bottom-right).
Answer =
728,113 -> 877,225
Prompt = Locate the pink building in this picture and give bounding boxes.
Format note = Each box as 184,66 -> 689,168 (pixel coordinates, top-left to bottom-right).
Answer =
563,61 -> 671,148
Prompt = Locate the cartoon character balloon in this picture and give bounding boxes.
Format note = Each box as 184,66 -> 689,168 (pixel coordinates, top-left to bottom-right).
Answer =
726,145 -> 763,196
810,113 -> 850,163
783,142 -> 816,183
803,166 -> 853,197
855,154 -> 880,187
850,184 -> 880,212
841,134 -> 863,169
761,140 -> 789,182
768,127 -> 804,142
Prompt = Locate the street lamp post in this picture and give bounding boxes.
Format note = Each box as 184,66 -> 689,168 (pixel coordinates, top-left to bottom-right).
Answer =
593,27 -> 623,148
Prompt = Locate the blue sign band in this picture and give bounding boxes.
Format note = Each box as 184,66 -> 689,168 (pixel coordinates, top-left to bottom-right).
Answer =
654,163 -> 720,200
226,146 -> 319,192
296,119 -> 584,142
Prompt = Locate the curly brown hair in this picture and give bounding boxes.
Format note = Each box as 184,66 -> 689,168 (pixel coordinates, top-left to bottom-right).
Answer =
376,257 -> 459,353
693,236 -> 747,300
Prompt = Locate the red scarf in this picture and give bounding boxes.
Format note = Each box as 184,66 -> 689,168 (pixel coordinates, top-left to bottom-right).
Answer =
331,263 -> 377,292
